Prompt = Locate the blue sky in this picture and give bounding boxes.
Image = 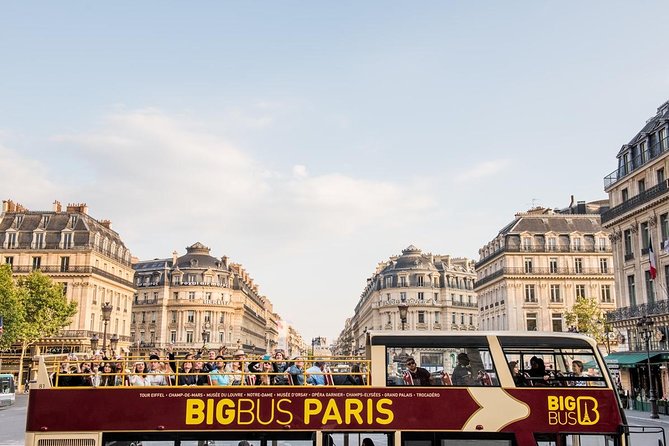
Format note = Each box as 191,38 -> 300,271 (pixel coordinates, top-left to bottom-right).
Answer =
2,2 -> 669,341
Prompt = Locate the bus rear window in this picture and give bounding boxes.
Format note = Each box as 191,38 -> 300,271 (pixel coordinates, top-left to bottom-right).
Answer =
504,347 -> 606,388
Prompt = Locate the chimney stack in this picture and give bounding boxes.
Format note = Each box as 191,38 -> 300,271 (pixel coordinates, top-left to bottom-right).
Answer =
53,200 -> 62,212
66,203 -> 88,214
99,219 -> 112,229
172,251 -> 178,266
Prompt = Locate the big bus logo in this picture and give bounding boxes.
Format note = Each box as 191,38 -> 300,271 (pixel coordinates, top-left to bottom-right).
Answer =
547,396 -> 599,426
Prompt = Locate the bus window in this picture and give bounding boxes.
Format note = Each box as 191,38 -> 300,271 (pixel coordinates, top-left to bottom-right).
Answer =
403,432 -> 514,446
386,345 -> 498,387
325,432 -> 392,446
503,348 -> 606,387
536,433 -> 617,446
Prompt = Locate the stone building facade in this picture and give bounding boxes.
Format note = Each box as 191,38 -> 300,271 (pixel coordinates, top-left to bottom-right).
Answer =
131,242 -> 282,355
0,199 -> 135,355
475,202 -> 616,333
338,245 -> 477,357
602,99 -> 669,400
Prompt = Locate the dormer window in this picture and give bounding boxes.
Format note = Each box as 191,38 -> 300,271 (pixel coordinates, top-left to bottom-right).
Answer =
572,237 -> 582,251
4,232 -> 17,249
190,259 -> 198,267
32,232 -> 44,249
61,232 -> 73,249
521,237 -> 532,251
69,215 -> 78,227
41,215 -> 50,227
15,215 -> 23,227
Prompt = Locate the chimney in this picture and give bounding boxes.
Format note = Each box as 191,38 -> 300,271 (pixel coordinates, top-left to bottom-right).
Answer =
99,219 -> 112,229
66,203 -> 88,214
221,256 -> 228,268
53,200 -> 62,212
172,251 -> 178,266
2,200 -> 10,213
577,201 -> 586,214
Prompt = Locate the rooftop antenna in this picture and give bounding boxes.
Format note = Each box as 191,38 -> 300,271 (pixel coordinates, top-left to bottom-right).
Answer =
529,198 -> 541,209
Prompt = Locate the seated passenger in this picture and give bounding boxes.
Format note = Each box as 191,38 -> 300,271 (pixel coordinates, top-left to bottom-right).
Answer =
404,357 -> 431,386
209,356 -> 230,386
128,361 -> 150,386
146,354 -> 170,386
178,359 -> 198,386
527,356 -> 550,386
452,353 -> 475,386
286,357 -> 306,385
509,361 -> 530,387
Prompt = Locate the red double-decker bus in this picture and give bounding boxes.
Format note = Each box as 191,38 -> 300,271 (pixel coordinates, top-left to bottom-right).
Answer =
26,332 -> 633,446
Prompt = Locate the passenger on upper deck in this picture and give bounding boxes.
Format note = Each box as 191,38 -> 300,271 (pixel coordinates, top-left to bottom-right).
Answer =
209,356 -> 230,386
306,361 -> 326,385
128,361 -> 151,386
451,353 -> 475,386
508,361 -> 529,387
527,356 -> 550,386
403,357 -> 431,386
571,360 -> 586,386
272,351 -> 289,385
98,362 -> 117,387
248,354 -> 274,385
178,356 -> 198,386
287,357 -> 306,385
146,354 -> 170,386
51,356 -> 84,387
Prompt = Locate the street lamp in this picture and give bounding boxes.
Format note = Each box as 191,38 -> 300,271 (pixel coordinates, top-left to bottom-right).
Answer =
398,304 -> 409,331
101,302 -> 113,354
110,334 -> 119,353
201,330 -> 209,349
637,315 -> 659,419
90,333 -> 99,352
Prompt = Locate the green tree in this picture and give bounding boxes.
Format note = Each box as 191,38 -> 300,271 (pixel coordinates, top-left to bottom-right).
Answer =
0,265 -> 77,390
0,265 -> 24,348
565,296 -> 605,343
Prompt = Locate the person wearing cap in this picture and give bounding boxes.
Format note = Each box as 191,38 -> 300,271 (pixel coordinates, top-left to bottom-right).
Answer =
209,355 -> 230,386
248,354 -> 274,385
451,352 -> 475,386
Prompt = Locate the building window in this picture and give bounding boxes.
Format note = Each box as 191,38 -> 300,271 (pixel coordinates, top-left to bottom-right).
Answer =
151,312 -> 156,323
399,276 -> 406,287
188,291 -> 195,301
550,285 -> 561,303
61,282 -> 68,297
141,312 -> 146,323
601,285 -> 612,303
524,285 -> 536,303
62,232 -> 72,248
645,271 -> 655,304
526,313 -> 537,331
205,292 -> 212,302
572,238 -> 582,251
417,292 -> 424,300
622,188 -> 629,202
661,213 -> 669,242
60,256 -> 70,272
435,311 -> 440,323
638,178 -> 646,194
641,222 -> 650,251
187,311 -> 195,323
400,292 -> 406,301
153,291 -> 158,301
186,331 -> 194,343
460,313 -> 465,324
599,258 -> 608,274
552,313 -> 563,332
598,237 -> 607,252
574,258 -> 583,274
624,230 -> 633,257
524,258 -> 533,273
171,311 -> 177,323
173,292 -> 179,300
32,256 -> 41,270
385,277 -> 392,287
659,167 -> 666,184
170,331 -> 177,343
549,258 -> 558,274
418,311 -> 425,324
627,275 -> 636,306
204,311 -> 211,323
575,285 -> 586,299
522,237 -> 532,250
33,232 -> 44,249
417,276 -> 424,286
660,129 -> 667,151
219,332 -> 224,343
4,256 -> 13,266
451,313 -> 456,324
5,232 -> 17,248
547,237 -> 557,251
219,313 -> 225,323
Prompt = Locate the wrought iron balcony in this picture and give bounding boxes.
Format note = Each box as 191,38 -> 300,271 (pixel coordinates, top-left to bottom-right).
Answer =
477,244 -> 610,268
604,136 -> 669,188
606,300 -> 669,323
475,267 -> 611,288
601,179 -> 669,224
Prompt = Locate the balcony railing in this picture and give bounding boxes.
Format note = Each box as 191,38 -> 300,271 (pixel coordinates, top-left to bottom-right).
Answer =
475,267 -> 611,288
604,136 -> 669,188
58,330 -> 132,343
9,265 -> 134,287
373,298 -> 443,309
451,301 -> 478,308
477,244 -> 610,268
607,300 -> 669,323
601,180 -> 669,224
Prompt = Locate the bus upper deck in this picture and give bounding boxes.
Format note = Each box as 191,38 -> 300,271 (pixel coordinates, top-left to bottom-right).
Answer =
26,332 -> 629,446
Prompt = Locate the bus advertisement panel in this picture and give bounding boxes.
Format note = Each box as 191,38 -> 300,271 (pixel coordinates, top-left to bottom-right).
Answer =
27,386 -> 621,434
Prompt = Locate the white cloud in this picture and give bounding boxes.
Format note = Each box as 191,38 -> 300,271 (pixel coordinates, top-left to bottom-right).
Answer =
292,164 -> 308,178
453,159 -> 511,183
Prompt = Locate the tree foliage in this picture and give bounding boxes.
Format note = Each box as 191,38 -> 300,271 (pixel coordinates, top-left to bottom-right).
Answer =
564,297 -> 605,342
0,264 -> 78,347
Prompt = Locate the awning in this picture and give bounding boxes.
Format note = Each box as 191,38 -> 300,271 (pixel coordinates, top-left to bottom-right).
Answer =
604,352 -> 659,368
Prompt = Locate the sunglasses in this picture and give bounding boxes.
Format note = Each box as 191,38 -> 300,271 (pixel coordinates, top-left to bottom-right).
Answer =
406,361 -> 416,366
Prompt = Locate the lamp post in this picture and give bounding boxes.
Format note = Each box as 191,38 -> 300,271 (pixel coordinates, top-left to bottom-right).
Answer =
637,315 -> 659,419
90,333 -> 99,352
201,330 -> 209,349
398,304 -> 408,331
101,302 -> 113,354
110,334 -> 119,354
